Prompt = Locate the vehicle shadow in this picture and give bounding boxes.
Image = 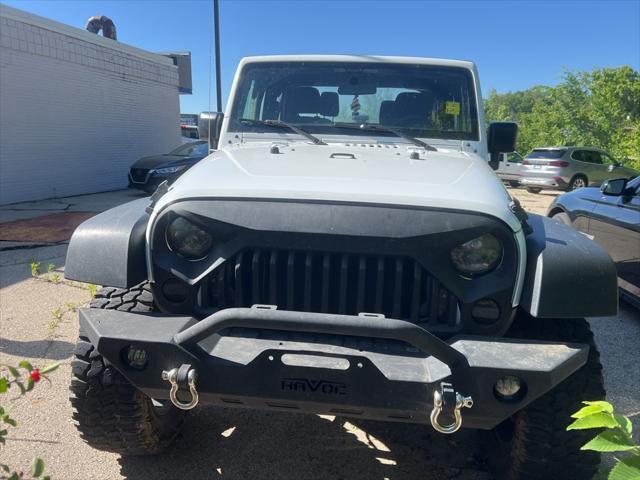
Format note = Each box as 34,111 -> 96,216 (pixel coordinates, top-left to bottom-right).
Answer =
0,338 -> 74,360
118,407 -> 487,480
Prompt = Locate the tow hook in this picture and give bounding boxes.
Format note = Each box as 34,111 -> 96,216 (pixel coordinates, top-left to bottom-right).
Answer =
430,382 -> 473,434
162,364 -> 199,410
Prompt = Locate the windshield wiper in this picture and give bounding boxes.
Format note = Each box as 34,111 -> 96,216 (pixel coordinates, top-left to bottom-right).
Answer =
332,122 -> 437,151
239,118 -> 326,145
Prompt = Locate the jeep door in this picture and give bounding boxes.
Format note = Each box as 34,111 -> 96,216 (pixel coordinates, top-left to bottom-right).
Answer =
587,177 -> 640,301
503,152 -> 523,181
497,152 -> 523,182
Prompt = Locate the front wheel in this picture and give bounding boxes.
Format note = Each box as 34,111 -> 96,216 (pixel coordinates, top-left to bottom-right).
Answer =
482,314 -> 605,480
569,175 -> 588,190
69,283 -> 185,455
526,187 -> 542,194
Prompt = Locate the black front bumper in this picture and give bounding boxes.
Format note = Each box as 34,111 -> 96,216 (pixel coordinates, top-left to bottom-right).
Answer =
80,306 -> 587,430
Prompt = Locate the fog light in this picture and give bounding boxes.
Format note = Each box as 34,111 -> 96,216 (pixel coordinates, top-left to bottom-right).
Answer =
471,298 -> 500,325
162,278 -> 189,303
494,375 -> 526,402
124,346 -> 148,370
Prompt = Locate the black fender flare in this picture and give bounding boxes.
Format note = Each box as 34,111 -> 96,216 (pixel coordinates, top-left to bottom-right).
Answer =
520,213 -> 618,318
65,198 -> 149,288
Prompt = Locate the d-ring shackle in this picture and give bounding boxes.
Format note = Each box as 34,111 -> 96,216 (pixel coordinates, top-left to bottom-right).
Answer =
162,365 -> 199,410
430,383 -> 473,434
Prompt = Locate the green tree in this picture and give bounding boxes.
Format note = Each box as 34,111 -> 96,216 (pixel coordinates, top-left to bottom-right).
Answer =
484,66 -> 640,169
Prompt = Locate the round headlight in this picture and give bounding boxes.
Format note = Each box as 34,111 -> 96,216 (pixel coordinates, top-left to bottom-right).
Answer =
166,216 -> 213,260
450,233 -> 502,275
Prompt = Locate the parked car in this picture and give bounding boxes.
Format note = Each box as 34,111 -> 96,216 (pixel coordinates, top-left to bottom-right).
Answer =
548,176 -> 640,307
495,151 -> 524,187
181,124 -> 199,139
128,141 -> 209,193
520,146 -> 638,194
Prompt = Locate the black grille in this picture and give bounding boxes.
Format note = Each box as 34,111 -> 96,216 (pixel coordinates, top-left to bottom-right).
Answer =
130,168 -> 148,183
199,248 -> 460,329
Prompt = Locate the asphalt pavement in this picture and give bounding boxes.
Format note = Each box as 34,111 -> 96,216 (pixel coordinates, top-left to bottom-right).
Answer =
0,187 -> 637,480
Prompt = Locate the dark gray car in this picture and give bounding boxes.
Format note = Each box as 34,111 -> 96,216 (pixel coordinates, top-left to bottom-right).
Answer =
128,141 -> 209,193
520,146 -> 637,193
548,176 -> 640,307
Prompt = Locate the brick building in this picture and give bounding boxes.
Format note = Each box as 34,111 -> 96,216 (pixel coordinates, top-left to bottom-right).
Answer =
0,5 -> 191,204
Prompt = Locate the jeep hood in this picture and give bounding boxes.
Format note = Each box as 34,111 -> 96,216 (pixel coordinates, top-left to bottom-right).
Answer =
153,142 -> 521,231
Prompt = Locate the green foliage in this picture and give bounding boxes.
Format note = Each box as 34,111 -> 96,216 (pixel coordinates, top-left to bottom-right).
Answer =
31,458 -> 45,478
567,411 -> 620,430
87,284 -> 98,298
1,362 -> 58,479
485,66 -> 640,170
29,261 -> 40,278
48,308 -> 63,332
46,264 -> 54,274
581,430 -> 636,453
568,401 -> 640,480
610,457 -> 640,480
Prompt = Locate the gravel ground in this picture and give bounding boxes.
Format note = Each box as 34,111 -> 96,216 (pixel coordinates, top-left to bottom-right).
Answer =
0,187 -> 637,480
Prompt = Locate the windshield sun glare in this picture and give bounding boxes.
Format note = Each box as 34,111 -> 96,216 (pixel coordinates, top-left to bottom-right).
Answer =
228,62 -> 479,142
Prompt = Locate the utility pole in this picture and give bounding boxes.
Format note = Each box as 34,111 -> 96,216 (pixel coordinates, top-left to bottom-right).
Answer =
213,0 -> 222,112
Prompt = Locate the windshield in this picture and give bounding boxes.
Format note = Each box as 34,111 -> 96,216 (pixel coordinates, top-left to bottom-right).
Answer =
168,142 -> 209,157
526,149 -> 567,159
229,62 -> 479,141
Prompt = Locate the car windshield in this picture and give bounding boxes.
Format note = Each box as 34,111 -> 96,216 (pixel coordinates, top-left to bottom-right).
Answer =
526,149 -> 567,159
168,142 -> 209,157
228,61 -> 479,141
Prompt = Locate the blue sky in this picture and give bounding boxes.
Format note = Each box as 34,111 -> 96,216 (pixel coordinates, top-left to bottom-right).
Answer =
3,0 -> 639,114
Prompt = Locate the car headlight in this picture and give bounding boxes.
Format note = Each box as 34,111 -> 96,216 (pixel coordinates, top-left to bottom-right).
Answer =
166,216 -> 213,260
450,233 -> 502,275
153,165 -> 187,175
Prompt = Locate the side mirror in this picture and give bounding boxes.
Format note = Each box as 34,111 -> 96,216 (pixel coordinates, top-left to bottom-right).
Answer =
487,122 -> 518,170
198,111 -> 224,149
601,178 -> 627,196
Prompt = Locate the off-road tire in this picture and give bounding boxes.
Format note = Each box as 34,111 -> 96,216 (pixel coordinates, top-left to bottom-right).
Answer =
89,283 -> 155,311
69,282 -> 185,455
569,175 -> 588,191
483,313 -> 605,480
526,187 -> 542,194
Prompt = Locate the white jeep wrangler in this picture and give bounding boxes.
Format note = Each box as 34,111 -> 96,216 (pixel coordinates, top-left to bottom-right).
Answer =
66,56 -> 617,480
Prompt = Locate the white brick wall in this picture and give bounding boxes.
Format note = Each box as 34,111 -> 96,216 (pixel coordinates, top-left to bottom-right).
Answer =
0,6 -> 181,204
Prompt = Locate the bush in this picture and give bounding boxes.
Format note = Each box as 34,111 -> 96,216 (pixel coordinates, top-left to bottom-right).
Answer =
568,400 -> 640,480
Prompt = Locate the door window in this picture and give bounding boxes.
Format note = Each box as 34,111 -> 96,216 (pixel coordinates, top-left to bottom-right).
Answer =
584,151 -> 603,164
600,152 -> 616,165
506,152 -> 523,163
571,150 -> 586,162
